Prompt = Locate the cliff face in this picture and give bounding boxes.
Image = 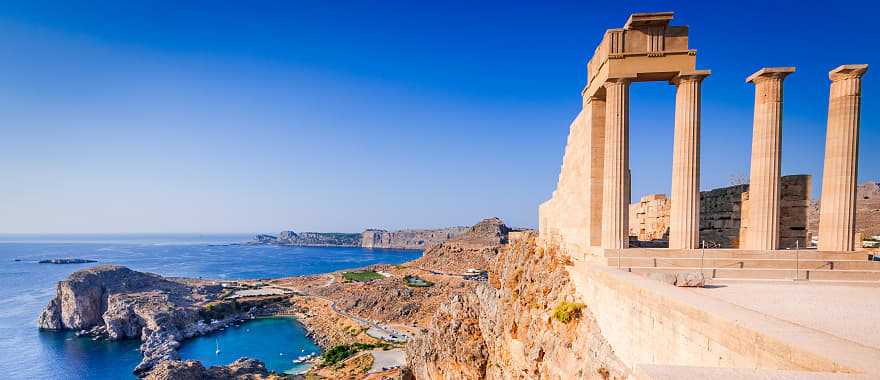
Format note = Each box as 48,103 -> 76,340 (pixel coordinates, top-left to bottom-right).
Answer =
407,233 -> 627,379
361,227 -> 470,250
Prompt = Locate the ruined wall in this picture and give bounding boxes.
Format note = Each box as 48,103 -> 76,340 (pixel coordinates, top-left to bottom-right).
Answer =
702,175 -> 810,249
627,175 -> 810,249
628,194 -> 670,241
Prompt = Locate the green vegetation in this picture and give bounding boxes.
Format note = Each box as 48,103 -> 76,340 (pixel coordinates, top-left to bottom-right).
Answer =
403,275 -> 434,287
551,301 -> 585,323
320,342 -> 391,366
342,270 -> 384,282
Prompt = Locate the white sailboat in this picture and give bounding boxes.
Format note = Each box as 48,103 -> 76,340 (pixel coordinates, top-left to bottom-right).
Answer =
215,338 -> 221,355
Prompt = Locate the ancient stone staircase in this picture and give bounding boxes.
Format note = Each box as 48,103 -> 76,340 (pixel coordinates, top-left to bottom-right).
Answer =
603,248 -> 880,285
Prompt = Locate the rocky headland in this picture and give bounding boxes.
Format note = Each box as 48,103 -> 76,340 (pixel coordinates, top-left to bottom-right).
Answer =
36,265 -> 287,376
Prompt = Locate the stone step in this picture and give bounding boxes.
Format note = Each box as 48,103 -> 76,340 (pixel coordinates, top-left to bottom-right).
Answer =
601,248 -> 868,261
606,257 -> 880,270
623,266 -> 880,282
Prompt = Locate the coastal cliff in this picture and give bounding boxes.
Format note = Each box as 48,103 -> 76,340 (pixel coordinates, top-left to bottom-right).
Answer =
406,232 -> 627,379
361,226 -> 470,250
36,265 -> 268,375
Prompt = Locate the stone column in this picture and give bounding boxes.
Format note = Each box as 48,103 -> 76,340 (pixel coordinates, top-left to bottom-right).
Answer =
745,67 -> 795,250
819,64 -> 869,251
601,78 -> 630,249
669,71 -> 710,249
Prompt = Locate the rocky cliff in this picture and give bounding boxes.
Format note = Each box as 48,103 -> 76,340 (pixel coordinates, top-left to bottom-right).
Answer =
408,218 -> 511,273
37,265 -> 258,375
406,232 -> 627,379
361,226 -> 470,250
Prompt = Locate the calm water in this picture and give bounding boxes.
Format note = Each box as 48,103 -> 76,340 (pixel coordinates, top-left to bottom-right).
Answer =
0,234 -> 421,379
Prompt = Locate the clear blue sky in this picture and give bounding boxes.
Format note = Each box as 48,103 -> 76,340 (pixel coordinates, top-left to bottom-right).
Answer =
0,1 -> 876,233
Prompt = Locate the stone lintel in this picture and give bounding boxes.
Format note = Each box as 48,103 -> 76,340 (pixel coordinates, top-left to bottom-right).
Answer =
624,12 -> 674,30
829,64 -> 868,81
670,69 -> 711,84
746,67 -> 796,83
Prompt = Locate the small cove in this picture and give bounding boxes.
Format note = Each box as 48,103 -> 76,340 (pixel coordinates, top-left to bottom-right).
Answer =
177,317 -> 320,375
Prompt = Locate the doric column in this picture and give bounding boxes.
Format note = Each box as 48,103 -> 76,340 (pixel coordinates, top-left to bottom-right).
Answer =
669,71 -> 710,249
745,67 -> 795,250
601,78 -> 630,249
819,64 -> 869,251
587,96 -> 606,247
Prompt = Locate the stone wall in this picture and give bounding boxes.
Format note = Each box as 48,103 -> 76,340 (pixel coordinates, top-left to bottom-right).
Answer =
701,175 -> 810,249
538,110 -> 593,254
566,259 -> 876,376
629,194 -> 670,241
626,175 -> 811,249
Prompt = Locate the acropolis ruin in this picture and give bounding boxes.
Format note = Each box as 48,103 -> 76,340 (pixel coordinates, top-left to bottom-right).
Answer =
539,12 -> 868,257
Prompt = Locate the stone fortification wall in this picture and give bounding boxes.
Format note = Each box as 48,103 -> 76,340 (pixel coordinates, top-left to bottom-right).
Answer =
626,175 -> 811,249
538,110 -> 592,253
701,174 -> 810,249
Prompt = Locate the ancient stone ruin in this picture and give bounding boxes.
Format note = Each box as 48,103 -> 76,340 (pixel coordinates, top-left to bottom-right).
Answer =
539,12 -> 867,256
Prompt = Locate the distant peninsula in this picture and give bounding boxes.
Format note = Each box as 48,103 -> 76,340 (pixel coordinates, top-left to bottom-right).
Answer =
248,226 -> 470,250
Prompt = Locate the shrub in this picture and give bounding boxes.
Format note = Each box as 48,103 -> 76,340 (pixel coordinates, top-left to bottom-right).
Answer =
342,271 -> 384,282
319,342 -> 391,366
552,301 -> 584,323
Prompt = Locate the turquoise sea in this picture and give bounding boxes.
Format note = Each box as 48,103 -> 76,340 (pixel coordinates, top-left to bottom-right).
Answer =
0,234 -> 421,379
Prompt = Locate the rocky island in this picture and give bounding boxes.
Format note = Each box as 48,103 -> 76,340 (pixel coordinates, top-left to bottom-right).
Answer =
38,258 -> 98,264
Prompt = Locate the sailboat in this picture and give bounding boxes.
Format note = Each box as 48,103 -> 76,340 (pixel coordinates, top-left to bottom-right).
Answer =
215,339 -> 221,355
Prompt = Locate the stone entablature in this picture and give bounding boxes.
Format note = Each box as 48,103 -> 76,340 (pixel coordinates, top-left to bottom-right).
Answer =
583,12 -> 696,99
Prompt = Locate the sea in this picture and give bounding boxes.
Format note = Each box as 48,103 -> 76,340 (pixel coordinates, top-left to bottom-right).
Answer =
0,234 -> 422,379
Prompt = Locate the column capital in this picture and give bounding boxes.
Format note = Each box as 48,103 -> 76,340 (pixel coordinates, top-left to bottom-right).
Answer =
829,64 -> 868,82
604,74 -> 636,87
746,67 -> 795,84
671,69 -> 711,85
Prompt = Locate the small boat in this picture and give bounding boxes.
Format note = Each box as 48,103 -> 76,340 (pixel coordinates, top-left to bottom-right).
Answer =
215,339 -> 221,355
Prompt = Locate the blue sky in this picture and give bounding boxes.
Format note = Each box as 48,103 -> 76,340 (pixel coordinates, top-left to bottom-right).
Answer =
0,1 -> 876,233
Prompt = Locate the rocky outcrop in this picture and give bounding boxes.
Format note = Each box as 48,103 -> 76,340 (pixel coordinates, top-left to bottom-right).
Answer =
361,227 -> 470,250
407,232 -> 627,379
409,218 -> 511,273
144,358 -> 285,380
36,265 -> 253,376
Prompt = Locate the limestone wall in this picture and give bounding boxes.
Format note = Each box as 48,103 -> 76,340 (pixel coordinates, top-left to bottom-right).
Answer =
567,261 -> 876,376
629,194 -> 670,241
701,175 -> 810,249
538,110 -> 591,253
